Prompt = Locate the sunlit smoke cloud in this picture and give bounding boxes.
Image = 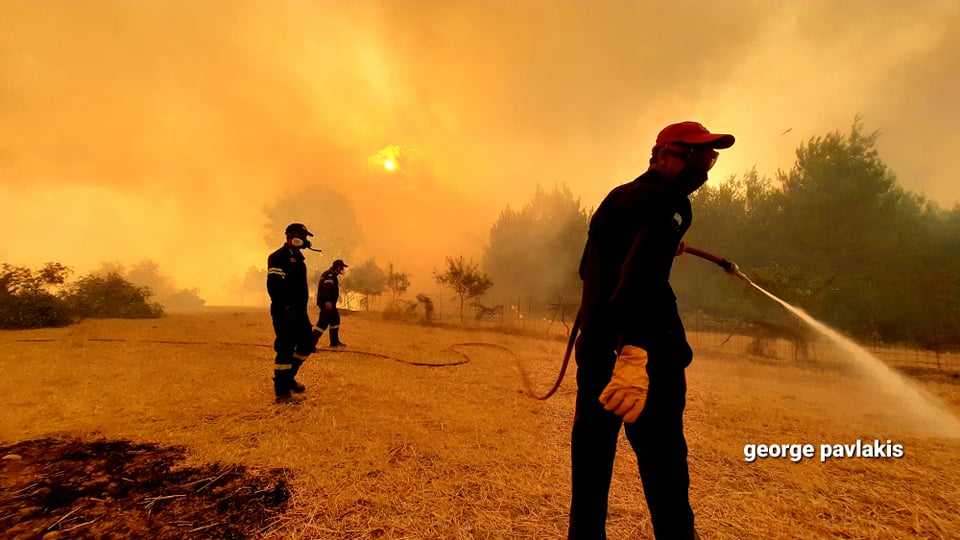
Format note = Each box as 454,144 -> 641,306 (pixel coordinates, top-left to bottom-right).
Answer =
2,1 -> 958,304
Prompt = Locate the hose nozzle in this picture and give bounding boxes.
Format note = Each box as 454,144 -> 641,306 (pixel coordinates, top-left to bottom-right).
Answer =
685,246 -> 753,284
723,261 -> 753,284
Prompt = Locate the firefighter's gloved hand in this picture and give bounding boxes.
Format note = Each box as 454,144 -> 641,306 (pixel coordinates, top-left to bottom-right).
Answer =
599,345 -> 650,423
324,302 -> 334,310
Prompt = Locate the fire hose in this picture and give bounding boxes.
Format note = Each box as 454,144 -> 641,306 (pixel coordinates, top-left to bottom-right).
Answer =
682,245 -> 753,285
528,245 -> 749,400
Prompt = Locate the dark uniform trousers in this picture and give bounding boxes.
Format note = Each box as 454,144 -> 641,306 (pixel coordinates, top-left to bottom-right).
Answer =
569,312 -> 695,540
313,306 -> 341,346
313,268 -> 344,346
267,243 -> 314,396
271,307 -> 314,395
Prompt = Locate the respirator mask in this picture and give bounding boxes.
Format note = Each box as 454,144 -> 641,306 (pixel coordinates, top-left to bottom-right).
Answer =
285,223 -> 321,252
666,144 -> 718,194
290,236 -> 312,249
291,236 -> 322,252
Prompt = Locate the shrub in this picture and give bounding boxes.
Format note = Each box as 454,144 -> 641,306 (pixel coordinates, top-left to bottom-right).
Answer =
0,290 -> 73,329
63,272 -> 164,319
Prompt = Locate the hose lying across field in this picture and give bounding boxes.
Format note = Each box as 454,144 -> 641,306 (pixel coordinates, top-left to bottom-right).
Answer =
14,338 -> 569,398
16,337 -> 473,367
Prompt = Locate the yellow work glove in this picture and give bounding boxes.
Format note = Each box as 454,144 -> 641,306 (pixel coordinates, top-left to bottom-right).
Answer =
598,345 -> 650,423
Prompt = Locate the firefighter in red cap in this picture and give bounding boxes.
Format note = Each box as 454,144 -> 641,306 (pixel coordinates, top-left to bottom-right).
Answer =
266,222 -> 319,403
312,259 -> 348,347
569,122 -> 735,539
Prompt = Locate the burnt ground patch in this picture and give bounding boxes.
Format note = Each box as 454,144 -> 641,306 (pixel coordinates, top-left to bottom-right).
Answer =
0,437 -> 291,539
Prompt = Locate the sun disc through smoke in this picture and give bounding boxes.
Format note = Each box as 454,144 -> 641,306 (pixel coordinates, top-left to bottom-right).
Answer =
369,144 -> 403,173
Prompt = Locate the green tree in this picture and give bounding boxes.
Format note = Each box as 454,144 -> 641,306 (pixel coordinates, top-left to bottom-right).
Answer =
341,258 -> 386,311
680,168 -> 780,319
772,118 -> 923,275
483,184 -> 589,311
434,256 -> 493,323
0,262 -> 73,329
687,168 -> 777,262
262,187 -> 362,264
63,272 -> 163,319
681,118 -> 960,350
765,120 -> 928,335
385,262 -> 410,302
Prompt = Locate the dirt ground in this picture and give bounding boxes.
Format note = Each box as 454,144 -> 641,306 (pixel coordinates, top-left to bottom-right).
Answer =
1,308 -> 959,539
1,437 -> 290,539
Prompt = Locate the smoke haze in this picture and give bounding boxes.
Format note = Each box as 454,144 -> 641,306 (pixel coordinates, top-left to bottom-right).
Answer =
2,0 -> 958,304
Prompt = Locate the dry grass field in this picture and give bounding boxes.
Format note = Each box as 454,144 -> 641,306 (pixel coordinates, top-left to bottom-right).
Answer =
2,308 -> 959,539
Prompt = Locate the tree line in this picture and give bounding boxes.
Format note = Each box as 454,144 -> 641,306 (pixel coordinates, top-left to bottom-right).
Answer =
9,119 -> 958,352
0,259 -> 207,329
678,119 -> 960,350
476,118 -> 960,352
0,263 -> 164,329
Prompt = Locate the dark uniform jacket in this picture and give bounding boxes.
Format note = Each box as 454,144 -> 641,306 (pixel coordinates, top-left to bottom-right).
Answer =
317,269 -> 341,307
578,170 -> 693,368
267,246 -> 309,314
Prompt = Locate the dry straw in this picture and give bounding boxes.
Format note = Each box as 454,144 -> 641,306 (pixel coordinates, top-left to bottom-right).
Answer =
2,309 -> 958,538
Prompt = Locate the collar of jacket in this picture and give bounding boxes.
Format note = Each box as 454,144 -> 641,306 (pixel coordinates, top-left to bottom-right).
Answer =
285,246 -> 305,261
636,169 -> 690,198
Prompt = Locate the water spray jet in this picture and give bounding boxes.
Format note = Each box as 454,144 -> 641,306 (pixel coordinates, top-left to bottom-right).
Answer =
682,245 -> 960,437
536,245 -> 960,438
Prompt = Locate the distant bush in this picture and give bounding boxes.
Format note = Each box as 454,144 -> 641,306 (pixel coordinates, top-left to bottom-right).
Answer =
382,299 -> 420,322
161,288 -> 206,311
341,258 -> 387,311
0,262 -> 74,329
62,272 -> 163,319
2,262 -> 171,329
118,259 -> 206,310
0,290 -> 73,329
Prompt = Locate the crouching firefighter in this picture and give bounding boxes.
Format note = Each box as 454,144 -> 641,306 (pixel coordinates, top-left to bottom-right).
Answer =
312,259 -> 348,348
267,222 -> 320,403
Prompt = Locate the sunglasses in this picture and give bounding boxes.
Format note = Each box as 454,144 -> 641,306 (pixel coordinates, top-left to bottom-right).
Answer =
665,144 -> 719,170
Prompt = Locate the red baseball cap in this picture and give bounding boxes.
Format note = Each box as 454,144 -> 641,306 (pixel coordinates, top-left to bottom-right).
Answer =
656,121 -> 735,149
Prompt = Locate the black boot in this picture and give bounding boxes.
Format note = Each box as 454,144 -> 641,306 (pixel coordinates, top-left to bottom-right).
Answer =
273,371 -> 295,403
289,360 -> 306,393
273,369 -> 303,403
330,327 -> 346,347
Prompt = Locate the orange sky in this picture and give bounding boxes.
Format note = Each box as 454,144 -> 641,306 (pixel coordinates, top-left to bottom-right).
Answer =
2,0 -> 958,305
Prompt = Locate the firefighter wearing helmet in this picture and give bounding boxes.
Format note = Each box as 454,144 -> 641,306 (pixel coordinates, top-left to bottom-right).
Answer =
266,223 -> 319,403
312,259 -> 348,347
